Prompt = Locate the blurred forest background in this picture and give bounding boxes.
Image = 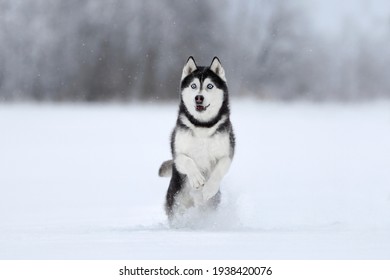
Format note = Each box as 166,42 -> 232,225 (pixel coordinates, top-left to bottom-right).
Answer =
1,0 -> 390,102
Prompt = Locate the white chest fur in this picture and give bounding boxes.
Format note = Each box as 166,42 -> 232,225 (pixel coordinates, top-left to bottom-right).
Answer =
174,116 -> 231,177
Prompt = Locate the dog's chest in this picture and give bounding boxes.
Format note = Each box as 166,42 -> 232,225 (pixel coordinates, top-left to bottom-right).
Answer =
175,128 -> 229,171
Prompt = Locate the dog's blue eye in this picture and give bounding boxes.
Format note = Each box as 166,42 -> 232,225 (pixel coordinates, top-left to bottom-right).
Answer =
207,83 -> 214,89
191,83 -> 197,89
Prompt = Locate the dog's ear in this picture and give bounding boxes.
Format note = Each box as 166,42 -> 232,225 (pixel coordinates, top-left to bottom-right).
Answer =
181,56 -> 197,81
210,57 -> 226,82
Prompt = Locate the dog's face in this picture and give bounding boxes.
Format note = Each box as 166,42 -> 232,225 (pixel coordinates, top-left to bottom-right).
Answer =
180,57 -> 228,123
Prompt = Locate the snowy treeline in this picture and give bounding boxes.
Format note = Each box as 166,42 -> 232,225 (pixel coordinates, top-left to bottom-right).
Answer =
0,0 -> 389,102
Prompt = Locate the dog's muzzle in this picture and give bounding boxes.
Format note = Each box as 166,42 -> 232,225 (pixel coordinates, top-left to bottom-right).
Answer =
195,95 -> 209,112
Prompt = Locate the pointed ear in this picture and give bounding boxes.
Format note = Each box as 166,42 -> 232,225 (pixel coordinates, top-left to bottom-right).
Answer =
181,56 -> 197,81
210,57 -> 226,82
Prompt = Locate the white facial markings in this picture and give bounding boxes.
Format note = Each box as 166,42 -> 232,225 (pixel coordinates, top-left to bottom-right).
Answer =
200,77 -> 224,121
181,76 -> 224,122
182,77 -> 200,118
202,78 -> 216,92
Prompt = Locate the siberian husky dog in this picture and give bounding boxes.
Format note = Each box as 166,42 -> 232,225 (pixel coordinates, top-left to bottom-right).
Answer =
159,56 -> 235,222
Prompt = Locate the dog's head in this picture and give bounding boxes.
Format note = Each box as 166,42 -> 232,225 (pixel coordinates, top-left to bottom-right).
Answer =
179,57 -> 229,126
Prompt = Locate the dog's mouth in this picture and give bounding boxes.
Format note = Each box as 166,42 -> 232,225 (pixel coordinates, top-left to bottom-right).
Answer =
195,104 -> 210,112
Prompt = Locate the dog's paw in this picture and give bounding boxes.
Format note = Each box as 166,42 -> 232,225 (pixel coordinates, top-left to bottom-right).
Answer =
202,180 -> 220,201
190,189 -> 205,206
188,170 -> 205,190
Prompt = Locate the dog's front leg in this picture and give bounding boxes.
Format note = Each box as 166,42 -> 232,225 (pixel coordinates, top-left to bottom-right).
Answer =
175,154 -> 205,189
202,156 -> 232,201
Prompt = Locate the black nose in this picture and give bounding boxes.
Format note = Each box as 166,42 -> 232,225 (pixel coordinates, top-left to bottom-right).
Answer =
195,95 -> 204,104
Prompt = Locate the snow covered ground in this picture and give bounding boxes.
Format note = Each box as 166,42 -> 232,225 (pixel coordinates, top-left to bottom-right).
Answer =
0,100 -> 390,259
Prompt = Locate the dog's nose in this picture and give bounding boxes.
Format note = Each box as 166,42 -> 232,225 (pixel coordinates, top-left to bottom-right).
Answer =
195,95 -> 204,104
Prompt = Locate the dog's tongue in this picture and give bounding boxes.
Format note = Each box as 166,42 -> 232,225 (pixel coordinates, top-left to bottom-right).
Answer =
196,105 -> 205,111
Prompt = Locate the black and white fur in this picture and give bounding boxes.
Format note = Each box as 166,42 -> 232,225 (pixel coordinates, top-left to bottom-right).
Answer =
159,56 -> 235,221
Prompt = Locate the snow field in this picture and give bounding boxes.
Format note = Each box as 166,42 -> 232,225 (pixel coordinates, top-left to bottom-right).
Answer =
0,100 -> 389,259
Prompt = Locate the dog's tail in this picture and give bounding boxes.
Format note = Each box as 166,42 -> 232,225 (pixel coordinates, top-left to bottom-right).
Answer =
159,160 -> 173,177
